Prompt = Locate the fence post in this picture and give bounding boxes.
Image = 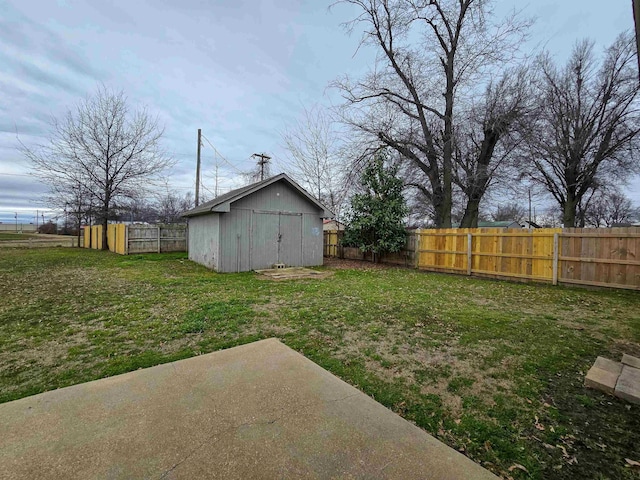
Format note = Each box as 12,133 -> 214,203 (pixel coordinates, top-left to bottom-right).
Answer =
467,233 -> 472,276
414,229 -> 421,269
552,233 -> 559,286
157,226 -> 161,253
125,225 -> 129,255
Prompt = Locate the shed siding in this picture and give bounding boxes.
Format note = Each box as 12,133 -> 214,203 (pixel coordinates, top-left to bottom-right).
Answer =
231,181 -> 322,214
187,214 -> 220,270
302,213 -> 323,267
218,208 -> 253,273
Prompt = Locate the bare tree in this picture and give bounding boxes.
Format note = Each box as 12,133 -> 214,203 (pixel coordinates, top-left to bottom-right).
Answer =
453,67 -> 532,226
156,190 -> 194,224
523,33 -> 640,227
40,170 -> 93,246
492,202 -> 527,223
583,188 -> 637,227
333,0 -> 530,227
21,86 -> 171,249
281,105 -> 348,219
120,195 -> 157,223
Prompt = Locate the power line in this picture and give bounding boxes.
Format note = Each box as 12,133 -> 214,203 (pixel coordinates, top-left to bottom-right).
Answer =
200,134 -> 245,175
0,172 -> 34,177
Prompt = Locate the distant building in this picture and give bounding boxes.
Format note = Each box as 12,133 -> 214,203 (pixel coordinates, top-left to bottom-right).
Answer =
520,220 -> 542,229
477,221 -> 522,229
323,219 -> 345,231
451,220 -> 522,229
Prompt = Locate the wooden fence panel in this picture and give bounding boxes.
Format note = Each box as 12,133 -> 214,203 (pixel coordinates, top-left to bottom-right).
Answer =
418,228 -> 469,273
82,224 -> 186,255
559,227 -> 640,290
90,226 -> 101,250
128,225 -> 161,254
159,225 -> 187,253
414,228 -> 559,281
323,230 -> 340,257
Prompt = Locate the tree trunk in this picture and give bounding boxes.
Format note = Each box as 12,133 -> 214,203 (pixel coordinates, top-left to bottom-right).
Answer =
562,198 -> 578,227
442,65 -> 455,228
76,215 -> 81,248
459,198 -> 481,228
102,187 -> 110,250
431,189 -> 446,228
101,216 -> 108,250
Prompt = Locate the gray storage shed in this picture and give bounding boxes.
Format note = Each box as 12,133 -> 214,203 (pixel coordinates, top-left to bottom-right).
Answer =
182,173 -> 333,272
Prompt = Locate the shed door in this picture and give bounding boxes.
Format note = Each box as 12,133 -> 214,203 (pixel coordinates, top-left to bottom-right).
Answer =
278,213 -> 303,267
251,212 -> 303,269
251,212 -> 279,270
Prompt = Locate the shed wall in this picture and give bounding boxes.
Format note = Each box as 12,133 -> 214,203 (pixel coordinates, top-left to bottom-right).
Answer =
187,214 -> 220,270
231,181 -> 322,214
302,214 -> 323,267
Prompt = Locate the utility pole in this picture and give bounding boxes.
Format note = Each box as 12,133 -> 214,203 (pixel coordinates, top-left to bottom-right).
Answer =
251,153 -> 271,181
14,212 -> 17,233
195,128 -> 202,207
633,0 -> 640,78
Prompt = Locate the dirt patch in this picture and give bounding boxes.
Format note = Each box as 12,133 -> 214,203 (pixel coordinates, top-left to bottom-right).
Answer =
323,257 -> 409,270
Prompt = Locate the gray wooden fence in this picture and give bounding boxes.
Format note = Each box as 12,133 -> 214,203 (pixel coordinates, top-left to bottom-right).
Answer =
127,224 -> 187,254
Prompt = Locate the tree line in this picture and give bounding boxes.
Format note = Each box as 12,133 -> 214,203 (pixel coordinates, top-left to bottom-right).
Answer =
22,1 -> 640,251
283,0 -> 640,229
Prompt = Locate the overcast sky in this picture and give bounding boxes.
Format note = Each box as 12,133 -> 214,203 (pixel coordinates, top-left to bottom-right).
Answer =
0,0 -> 637,225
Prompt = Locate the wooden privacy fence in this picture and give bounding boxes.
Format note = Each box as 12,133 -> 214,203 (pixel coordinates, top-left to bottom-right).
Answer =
82,224 -> 187,255
324,227 -> 640,291
415,228 -> 561,283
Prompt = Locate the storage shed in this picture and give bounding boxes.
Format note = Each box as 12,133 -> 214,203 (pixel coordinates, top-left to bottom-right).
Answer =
182,173 -> 333,272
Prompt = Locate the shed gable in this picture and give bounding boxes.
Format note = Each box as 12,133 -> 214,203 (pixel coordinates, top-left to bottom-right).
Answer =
230,179 -> 323,215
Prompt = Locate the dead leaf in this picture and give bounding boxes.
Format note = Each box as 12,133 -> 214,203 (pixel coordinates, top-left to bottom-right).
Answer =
556,445 -> 568,458
508,464 -> 529,474
626,458 -> 640,468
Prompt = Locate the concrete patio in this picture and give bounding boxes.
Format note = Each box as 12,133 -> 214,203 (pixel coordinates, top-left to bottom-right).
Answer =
0,339 -> 497,479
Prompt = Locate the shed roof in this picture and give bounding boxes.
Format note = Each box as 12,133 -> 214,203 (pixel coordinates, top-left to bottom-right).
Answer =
182,173 -> 334,218
477,221 -> 521,228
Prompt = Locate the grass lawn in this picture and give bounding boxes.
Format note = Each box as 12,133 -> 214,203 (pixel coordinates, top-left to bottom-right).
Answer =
0,233 -> 36,241
0,249 -> 638,479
